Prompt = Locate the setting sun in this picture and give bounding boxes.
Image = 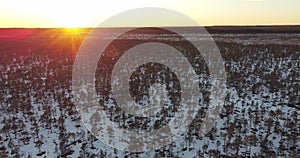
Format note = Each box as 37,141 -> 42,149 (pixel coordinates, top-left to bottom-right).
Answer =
0,0 -> 299,157
46,1 -> 94,28
1,0 -> 300,28
64,27 -> 81,33
55,16 -> 83,28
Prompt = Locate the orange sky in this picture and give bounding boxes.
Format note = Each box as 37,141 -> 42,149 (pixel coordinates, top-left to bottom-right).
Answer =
1,0 -> 299,28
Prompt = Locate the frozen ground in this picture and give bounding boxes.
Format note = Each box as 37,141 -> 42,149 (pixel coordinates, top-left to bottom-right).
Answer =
0,30 -> 299,157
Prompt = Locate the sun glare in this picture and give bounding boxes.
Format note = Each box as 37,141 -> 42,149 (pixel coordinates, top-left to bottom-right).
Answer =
44,1 -> 95,28
64,28 -> 81,33
55,14 -> 85,28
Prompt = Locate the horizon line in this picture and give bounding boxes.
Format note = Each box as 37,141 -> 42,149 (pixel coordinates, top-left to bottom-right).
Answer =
1,24 -> 300,29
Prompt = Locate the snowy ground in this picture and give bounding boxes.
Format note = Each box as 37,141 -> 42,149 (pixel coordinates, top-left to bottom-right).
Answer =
0,32 -> 299,157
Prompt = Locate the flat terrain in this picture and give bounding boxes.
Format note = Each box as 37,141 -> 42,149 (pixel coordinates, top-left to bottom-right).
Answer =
0,27 -> 299,157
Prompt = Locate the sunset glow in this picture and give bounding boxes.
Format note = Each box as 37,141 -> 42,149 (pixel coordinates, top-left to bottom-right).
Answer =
64,28 -> 81,33
0,0 -> 299,27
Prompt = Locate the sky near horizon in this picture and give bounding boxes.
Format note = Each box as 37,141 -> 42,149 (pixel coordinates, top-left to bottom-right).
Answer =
0,0 -> 299,28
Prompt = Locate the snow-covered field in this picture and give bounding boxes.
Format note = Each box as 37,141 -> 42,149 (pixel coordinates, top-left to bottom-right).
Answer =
0,31 -> 299,157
